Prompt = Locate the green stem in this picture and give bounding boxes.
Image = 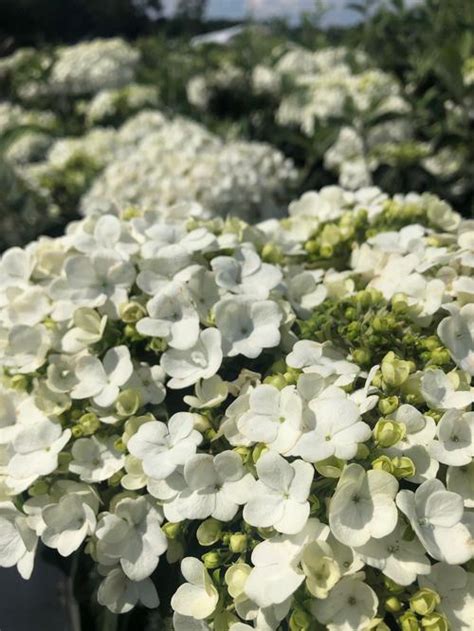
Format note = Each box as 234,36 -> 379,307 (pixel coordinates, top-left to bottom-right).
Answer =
101,609 -> 119,631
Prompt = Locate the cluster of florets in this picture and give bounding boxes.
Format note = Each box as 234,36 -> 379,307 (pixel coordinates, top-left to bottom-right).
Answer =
0,186 -> 472,630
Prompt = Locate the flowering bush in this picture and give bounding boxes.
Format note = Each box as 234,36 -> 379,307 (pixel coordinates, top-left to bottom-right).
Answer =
0,185 -> 472,629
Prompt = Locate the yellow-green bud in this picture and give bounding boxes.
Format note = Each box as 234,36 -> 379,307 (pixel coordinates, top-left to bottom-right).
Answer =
374,419 -> 406,447
120,301 -> 146,323
289,607 -> 312,631
72,425 -> 83,438
378,396 -> 399,416
352,348 -> 372,366
114,437 -> 126,452
399,612 -> 421,631
57,452 -> 72,472
355,443 -> 370,459
79,412 -> 100,436
320,244 -> 334,258
308,494 -> 321,514
116,389 -> 141,417
123,324 -> 143,341
410,588 -> 441,616
149,337 -> 167,353
263,374 -> 287,390
162,522 -> 183,540
229,533 -> 248,553
374,624 -> 391,631
10,374 -> 28,391
304,239 -> 319,255
283,367 -> 300,384
261,243 -> 283,264
392,292 -> 409,314
202,550 -> 223,569
384,577 -> 404,593
392,456 -> 416,479
233,446 -> 251,464
315,456 -> 345,478
381,352 -> 413,387
28,479 -> 49,497
430,349 -> 451,365
252,443 -> 269,463
372,455 -> 394,473
385,596 -> 403,613
121,207 -> 141,220
420,613 -> 449,631
321,224 -> 341,246
108,471 -> 123,487
197,519 -> 222,546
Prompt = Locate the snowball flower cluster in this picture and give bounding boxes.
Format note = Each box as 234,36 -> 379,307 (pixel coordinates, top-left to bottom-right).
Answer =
0,185 -> 473,631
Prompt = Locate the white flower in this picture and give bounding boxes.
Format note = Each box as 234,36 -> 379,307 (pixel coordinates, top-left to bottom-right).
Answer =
168,451 -> 255,522
98,568 -> 159,614
127,412 -> 202,479
171,557 -> 219,620
421,369 -> 473,410
287,340 -> 359,389
397,479 -> 474,564
41,493 -> 97,556
0,502 -> 37,579
137,281 -> 199,350
245,519 -> 329,608
71,345 -> 133,407
244,452 -> 313,534
183,375 -> 228,409
215,296 -> 282,358
447,461 -> 474,507
0,324 -> 50,374
7,416 -> 71,490
437,303 -> 474,375
69,436 -> 124,483
419,563 -> 474,630
96,496 -> 167,581
237,384 -> 303,453
329,464 -> 398,547
125,363 -> 166,405
311,576 -> 378,631
353,517 -> 430,585
161,328 -> 223,389
430,409 -> 474,466
291,395 -> 370,462
211,245 -> 282,299
62,307 -> 107,354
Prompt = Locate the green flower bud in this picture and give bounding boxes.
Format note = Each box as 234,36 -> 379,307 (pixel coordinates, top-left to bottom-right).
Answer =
108,471 -> 123,487
149,337 -> 167,353
320,244 -> 334,258
308,494 -> 321,514
352,348 -> 372,366
283,367 -> 301,384
314,456 -> 345,478
229,533 -> 248,553
72,425 -> 83,438
430,349 -> 451,366
202,550 -> 224,569
420,613 -> 449,631
263,374 -> 287,390
116,389 -> 141,417
252,443 -> 269,463
381,352 -> 413,387
345,307 -> 357,320
392,292 -> 409,314
321,224 -> 341,246
378,396 -> 399,416
257,527 -> 275,539
375,624 -> 391,631
384,577 -> 404,594
121,207 -> 141,220
385,596 -> 403,613
123,324 -> 143,342
355,443 -> 370,459
261,243 -> 283,264
79,412 -> 100,436
113,437 -> 126,452
372,455 -> 394,473
421,336 -> 441,351
374,419 -> 406,447
28,480 -> 49,497
392,456 -> 416,479
10,374 -> 29,391
289,607 -> 312,631
57,452 -> 72,473
399,611 -> 421,631
410,588 -> 441,616
304,240 -> 319,255
162,522 -> 183,540
197,519 -> 222,546
233,446 -> 251,464
120,301 -> 146,324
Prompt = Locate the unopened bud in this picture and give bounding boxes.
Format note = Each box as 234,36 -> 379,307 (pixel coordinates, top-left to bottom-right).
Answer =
374,419 -> 406,447
410,588 -> 441,616
197,518 -> 222,546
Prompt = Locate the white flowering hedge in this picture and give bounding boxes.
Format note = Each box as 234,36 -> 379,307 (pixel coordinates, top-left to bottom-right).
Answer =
0,186 -> 473,630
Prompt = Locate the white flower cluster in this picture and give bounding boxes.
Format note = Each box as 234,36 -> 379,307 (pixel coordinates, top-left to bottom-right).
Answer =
0,102 -> 57,136
0,186 -> 473,630
187,63 -> 246,110
82,83 -> 160,126
48,38 -> 140,95
80,114 -> 297,221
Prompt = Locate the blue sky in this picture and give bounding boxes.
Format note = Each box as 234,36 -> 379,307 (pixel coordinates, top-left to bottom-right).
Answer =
162,1 -> 418,25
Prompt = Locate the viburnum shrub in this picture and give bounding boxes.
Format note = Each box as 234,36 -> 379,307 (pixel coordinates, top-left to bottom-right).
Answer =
0,186 -> 473,630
